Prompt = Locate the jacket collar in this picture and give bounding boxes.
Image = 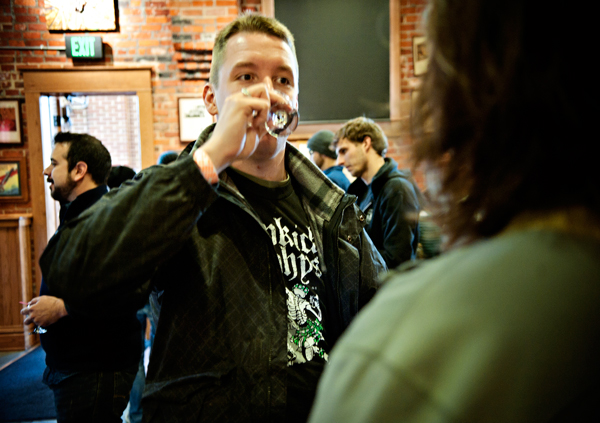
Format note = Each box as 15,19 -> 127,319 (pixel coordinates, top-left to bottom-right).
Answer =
369,158 -> 407,197
60,184 -> 109,226
183,123 -> 345,223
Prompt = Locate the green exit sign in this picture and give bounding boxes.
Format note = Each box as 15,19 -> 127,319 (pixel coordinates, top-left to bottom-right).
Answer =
65,36 -> 103,59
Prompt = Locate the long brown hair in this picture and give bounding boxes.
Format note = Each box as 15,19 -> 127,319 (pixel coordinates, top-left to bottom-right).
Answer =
413,0 -> 599,244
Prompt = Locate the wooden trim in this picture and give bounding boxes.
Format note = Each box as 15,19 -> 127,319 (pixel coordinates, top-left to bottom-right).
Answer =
289,118 -> 407,142
261,0 -> 275,17
22,67 -> 155,296
18,217 -> 35,349
138,90 -> 155,169
0,214 -> 33,220
22,68 -> 152,94
0,326 -> 26,334
390,0 -> 401,120
18,65 -> 153,71
24,90 -> 46,297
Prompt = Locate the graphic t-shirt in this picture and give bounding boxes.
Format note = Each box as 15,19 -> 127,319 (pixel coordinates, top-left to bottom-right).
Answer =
227,167 -> 329,420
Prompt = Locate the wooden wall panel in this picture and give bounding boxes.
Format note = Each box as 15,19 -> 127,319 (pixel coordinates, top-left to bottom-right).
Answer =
0,215 -> 35,351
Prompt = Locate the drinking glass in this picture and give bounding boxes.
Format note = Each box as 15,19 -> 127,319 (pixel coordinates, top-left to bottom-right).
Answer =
265,93 -> 299,138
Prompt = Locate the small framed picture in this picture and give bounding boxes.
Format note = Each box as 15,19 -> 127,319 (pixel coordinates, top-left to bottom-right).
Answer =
178,98 -> 213,143
0,157 -> 29,202
44,0 -> 118,31
0,100 -> 22,145
412,36 -> 430,76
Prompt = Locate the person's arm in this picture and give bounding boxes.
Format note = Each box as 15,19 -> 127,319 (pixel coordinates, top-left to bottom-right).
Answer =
45,82 -> 287,319
377,178 -> 420,269
21,295 -> 68,327
41,157 -> 217,319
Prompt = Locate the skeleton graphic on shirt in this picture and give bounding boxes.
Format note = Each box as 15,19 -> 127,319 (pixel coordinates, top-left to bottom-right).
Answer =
263,217 -> 328,365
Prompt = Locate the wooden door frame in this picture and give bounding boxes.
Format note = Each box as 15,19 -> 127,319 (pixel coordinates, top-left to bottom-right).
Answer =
21,66 -> 154,293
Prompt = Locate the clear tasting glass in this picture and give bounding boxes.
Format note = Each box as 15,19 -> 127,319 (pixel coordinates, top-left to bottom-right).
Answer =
265,92 -> 299,138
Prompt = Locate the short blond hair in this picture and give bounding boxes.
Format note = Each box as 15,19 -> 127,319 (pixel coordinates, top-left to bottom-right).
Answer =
209,14 -> 297,87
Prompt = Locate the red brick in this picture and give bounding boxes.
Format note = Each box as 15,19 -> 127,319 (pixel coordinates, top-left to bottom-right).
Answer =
181,10 -> 204,16
404,15 -> 421,23
126,16 -> 144,24
147,8 -> 169,16
122,8 -> 142,15
216,16 -> 235,23
139,40 -> 159,47
147,16 -> 168,24
28,23 -> 47,31
14,14 -> 37,23
142,24 -> 162,31
23,56 -> 43,63
23,31 -> 41,39
25,39 -> 45,46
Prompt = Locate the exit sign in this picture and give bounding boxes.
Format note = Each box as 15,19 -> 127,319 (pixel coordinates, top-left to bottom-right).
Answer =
65,36 -> 103,59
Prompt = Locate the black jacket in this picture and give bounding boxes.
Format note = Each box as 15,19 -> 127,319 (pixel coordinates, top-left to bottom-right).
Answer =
40,184 -> 143,372
40,125 -> 386,422
349,158 -> 421,269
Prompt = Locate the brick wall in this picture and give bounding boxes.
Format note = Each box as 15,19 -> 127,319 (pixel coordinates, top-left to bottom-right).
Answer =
0,0 -> 243,215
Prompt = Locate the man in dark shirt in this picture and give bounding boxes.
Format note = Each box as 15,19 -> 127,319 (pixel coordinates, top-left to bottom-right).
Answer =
336,117 -> 421,269
22,132 -> 141,423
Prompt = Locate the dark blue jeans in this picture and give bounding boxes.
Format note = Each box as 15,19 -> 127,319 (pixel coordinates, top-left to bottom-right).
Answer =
43,365 -> 137,423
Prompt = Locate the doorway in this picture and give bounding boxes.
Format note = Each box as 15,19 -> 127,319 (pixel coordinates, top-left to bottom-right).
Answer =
22,66 -> 154,294
40,93 -> 144,237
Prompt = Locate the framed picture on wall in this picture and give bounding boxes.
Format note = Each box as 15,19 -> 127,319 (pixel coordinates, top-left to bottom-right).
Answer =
0,157 -> 28,202
0,100 -> 22,145
44,0 -> 118,31
178,98 -> 213,143
413,36 -> 430,76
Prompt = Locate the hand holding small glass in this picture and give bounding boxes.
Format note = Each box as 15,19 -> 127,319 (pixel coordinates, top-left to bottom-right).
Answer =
21,296 -> 69,334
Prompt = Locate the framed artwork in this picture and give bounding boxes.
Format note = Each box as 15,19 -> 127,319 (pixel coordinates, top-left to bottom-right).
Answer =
44,0 -> 118,31
178,98 -> 213,143
0,100 -> 22,144
0,157 -> 29,202
413,36 -> 430,76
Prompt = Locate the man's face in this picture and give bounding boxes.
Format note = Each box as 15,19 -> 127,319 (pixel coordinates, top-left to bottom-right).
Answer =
209,32 -> 299,160
336,138 -> 368,178
309,151 -> 325,169
43,142 -> 76,203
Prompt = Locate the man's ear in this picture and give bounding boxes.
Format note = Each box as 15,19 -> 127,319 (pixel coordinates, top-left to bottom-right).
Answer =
362,136 -> 372,153
203,84 -> 219,116
70,161 -> 88,182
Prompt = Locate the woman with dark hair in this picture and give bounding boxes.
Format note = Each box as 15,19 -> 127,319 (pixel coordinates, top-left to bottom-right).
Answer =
309,1 -> 600,421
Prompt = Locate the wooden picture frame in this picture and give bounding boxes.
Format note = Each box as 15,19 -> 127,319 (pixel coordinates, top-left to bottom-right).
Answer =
0,157 -> 28,202
0,100 -> 22,145
412,36 -> 430,76
178,97 -> 213,143
44,0 -> 118,32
